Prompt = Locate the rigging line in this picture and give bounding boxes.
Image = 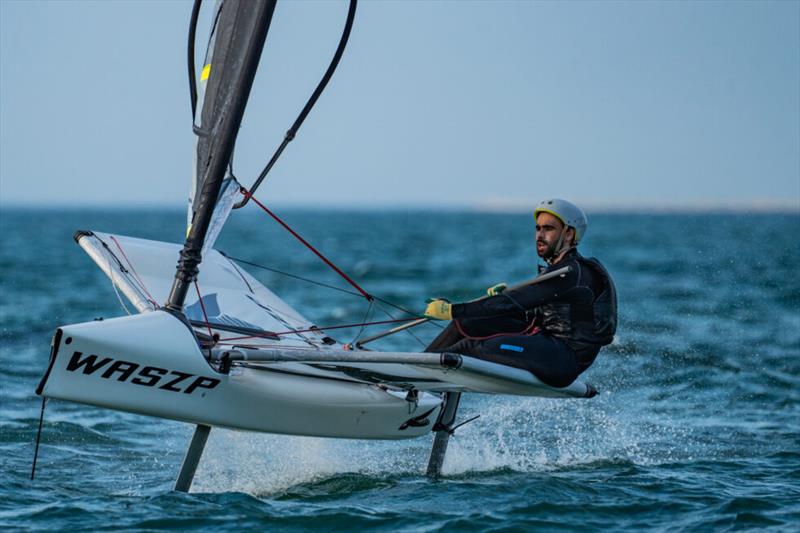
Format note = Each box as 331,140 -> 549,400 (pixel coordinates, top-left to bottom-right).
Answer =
96,237 -> 142,312
105,249 -> 132,316
372,299 -> 427,347
220,252 -> 255,294
109,235 -> 159,307
215,316 -> 420,342
187,0 -> 224,126
109,272 -> 133,316
241,190 -> 373,301
351,299 -> 375,345
235,0 -> 358,208
187,0 -> 202,117
193,281 -> 215,340
227,255 -> 362,297
226,254 -> 442,329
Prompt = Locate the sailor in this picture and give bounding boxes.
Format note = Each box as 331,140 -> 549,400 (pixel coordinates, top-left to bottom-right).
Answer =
423,199 -> 617,388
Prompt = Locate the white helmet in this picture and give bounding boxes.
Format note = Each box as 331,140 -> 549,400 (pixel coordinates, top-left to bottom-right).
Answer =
534,199 -> 588,244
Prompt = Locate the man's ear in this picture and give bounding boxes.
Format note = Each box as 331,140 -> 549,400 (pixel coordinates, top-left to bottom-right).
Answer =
567,227 -> 576,245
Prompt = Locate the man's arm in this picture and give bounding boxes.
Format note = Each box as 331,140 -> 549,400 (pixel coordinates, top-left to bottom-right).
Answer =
452,260 -> 579,319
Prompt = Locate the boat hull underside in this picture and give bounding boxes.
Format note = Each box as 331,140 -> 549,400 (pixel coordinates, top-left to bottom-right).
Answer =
37,312 -> 441,439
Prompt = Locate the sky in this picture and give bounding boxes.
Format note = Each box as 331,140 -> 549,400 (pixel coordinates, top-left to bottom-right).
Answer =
1,0 -> 798,210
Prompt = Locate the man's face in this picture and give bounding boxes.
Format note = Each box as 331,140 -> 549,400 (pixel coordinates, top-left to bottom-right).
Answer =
535,212 -> 566,258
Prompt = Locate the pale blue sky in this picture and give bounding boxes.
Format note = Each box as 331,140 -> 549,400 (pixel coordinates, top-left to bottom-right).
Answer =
1,0 -> 798,209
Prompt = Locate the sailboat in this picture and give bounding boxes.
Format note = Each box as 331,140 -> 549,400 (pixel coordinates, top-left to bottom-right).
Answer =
34,0 -> 596,492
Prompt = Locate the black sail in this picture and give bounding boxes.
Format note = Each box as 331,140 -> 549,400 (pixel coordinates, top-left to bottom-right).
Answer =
167,0 -> 277,312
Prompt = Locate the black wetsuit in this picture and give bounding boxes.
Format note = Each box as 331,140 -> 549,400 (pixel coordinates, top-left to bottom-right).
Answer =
425,249 -> 617,387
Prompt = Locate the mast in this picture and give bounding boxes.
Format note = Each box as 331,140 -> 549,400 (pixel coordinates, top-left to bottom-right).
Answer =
166,0 -> 277,313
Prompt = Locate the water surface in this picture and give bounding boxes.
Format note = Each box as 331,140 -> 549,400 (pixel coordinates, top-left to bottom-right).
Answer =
1,208 -> 798,531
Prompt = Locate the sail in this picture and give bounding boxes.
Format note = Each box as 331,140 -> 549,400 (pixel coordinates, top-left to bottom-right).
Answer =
168,0 -> 276,311
187,0 -> 358,251
187,0 -> 250,250
200,173 -> 243,255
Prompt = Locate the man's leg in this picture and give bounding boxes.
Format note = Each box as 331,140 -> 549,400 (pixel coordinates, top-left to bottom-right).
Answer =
425,317 -> 528,352
424,321 -> 464,352
445,334 -> 580,388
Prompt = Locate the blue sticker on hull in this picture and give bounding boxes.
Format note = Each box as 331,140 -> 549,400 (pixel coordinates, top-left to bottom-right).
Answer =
500,344 -> 524,352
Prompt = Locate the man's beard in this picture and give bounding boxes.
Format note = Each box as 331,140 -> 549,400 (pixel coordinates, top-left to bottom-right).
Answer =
537,239 -> 559,260
537,228 -> 571,261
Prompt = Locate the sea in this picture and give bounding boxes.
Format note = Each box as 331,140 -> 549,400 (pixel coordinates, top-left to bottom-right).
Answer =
1,207 -> 798,531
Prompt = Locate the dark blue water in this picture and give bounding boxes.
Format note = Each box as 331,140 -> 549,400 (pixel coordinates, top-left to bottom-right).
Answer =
2,207 -> 799,531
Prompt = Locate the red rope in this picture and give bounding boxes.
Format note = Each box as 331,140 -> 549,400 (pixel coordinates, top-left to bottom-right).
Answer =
241,188 -> 373,301
109,235 -> 159,307
214,316 -> 417,342
193,281 -> 215,339
453,318 -> 539,341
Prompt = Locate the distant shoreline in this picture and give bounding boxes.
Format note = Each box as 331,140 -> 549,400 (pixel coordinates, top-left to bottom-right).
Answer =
1,202 -> 798,214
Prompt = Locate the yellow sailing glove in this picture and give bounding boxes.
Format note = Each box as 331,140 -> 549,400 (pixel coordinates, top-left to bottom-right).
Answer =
486,282 -> 507,296
424,298 -> 453,320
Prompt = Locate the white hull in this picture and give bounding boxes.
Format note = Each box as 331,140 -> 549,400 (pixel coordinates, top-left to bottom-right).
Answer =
38,311 -> 442,439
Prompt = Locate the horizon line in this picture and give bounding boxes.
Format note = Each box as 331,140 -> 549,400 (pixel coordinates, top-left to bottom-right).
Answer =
1,198 -> 798,214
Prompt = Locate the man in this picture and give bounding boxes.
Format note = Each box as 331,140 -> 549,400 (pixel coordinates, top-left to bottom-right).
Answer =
423,199 -> 617,388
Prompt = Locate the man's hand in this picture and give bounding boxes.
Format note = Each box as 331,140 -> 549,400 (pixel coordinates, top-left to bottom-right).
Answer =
486,283 -> 507,296
424,298 -> 452,320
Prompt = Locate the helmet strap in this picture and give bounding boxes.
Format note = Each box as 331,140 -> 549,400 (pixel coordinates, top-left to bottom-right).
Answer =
545,226 -> 574,264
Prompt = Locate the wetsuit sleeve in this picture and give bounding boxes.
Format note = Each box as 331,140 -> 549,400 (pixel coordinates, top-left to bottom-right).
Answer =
451,260 -> 579,319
